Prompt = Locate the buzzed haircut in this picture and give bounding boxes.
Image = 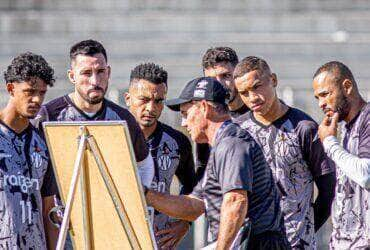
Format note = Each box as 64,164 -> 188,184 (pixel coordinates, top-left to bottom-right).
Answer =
4,52 -> 55,86
130,63 -> 168,86
70,39 -> 107,62
202,47 -> 239,70
233,56 -> 271,79
313,61 -> 356,85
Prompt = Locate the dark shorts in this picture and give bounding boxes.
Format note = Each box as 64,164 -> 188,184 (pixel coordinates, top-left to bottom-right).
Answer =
246,231 -> 291,250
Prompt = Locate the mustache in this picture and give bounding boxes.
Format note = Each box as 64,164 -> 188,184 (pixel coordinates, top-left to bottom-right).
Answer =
142,112 -> 157,117
28,104 -> 41,109
87,86 -> 105,93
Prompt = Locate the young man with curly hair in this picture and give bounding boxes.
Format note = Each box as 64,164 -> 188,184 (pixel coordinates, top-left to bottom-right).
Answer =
0,52 -> 58,249
124,63 -> 197,249
33,40 -> 154,188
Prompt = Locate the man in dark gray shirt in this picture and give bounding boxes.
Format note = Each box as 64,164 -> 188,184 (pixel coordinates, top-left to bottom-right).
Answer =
313,61 -> 369,249
144,77 -> 288,249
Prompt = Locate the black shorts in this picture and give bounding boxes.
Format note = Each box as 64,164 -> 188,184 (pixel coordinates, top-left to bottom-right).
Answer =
247,231 -> 291,250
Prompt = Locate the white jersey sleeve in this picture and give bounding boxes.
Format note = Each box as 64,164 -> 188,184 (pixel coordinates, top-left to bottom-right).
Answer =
137,154 -> 154,187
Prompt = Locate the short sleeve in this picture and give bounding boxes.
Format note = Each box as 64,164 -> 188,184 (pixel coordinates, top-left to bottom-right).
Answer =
298,120 -> 335,178
175,135 -> 197,194
31,105 -> 49,130
190,177 -> 204,200
41,160 -> 58,197
126,116 -> 149,163
358,110 -> 370,158
215,139 -> 253,194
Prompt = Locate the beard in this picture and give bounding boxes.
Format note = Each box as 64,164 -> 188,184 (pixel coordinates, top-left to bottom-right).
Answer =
78,86 -> 106,105
335,91 -> 350,121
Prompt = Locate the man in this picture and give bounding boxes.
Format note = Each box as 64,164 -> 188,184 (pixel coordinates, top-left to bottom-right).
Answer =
33,39 -> 154,187
144,77 -> 287,249
313,61 -> 369,249
196,47 -> 249,181
0,52 -> 58,249
124,63 -> 197,249
233,56 -> 336,249
202,47 -> 248,118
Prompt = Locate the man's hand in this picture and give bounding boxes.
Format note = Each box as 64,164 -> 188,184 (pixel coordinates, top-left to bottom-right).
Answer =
319,112 -> 339,142
156,220 -> 190,249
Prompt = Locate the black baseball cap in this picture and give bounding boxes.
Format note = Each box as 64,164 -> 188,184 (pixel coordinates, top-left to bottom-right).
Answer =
166,77 -> 228,111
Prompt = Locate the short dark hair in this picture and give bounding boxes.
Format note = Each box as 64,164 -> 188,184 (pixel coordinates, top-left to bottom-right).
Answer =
4,52 -> 55,86
233,56 -> 271,79
313,61 -> 356,85
202,47 -> 239,69
130,63 -> 168,86
70,39 -> 107,62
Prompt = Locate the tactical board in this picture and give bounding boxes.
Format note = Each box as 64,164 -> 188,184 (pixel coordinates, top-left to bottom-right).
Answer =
43,121 -> 155,250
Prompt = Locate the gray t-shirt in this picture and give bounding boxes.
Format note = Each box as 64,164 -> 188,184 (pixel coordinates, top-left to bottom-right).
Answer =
191,121 -> 283,245
0,122 -> 57,249
235,107 -> 334,249
330,102 -> 370,249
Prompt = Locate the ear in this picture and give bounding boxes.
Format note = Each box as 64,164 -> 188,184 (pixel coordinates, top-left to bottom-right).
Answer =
201,100 -> 212,118
124,92 -> 131,106
342,79 -> 353,95
67,69 -> 75,85
6,83 -> 14,96
271,73 -> 278,87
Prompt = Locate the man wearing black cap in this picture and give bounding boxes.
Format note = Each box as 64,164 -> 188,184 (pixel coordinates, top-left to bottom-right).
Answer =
144,77 -> 288,249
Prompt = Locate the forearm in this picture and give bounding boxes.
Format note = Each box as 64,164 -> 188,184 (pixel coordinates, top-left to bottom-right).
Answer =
323,136 -> 370,189
43,196 -> 59,249
313,173 -> 336,232
146,190 -> 204,221
216,191 -> 248,250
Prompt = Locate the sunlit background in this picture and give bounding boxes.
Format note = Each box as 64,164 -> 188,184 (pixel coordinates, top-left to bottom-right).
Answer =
1,1 -> 369,249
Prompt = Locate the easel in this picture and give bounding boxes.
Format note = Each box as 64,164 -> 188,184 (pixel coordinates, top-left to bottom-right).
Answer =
56,126 -> 141,250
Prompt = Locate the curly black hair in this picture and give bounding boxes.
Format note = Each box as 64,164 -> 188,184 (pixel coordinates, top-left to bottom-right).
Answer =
70,39 -> 107,62
130,63 -> 168,86
4,52 -> 55,86
202,47 -> 239,70
233,56 -> 271,79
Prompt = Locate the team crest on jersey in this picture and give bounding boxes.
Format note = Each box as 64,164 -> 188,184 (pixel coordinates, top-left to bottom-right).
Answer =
31,148 -> 45,169
158,154 -> 171,171
158,143 -> 172,171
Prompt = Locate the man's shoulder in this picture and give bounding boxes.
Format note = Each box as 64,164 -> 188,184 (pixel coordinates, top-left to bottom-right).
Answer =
282,107 -> 318,135
286,107 -> 316,125
217,123 -> 255,149
43,95 -> 69,114
232,111 -> 252,125
359,102 -> 370,122
159,122 -> 191,147
103,99 -> 141,129
104,99 -> 134,120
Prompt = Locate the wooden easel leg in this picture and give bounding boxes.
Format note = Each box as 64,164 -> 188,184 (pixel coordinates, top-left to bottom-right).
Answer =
56,127 -> 88,250
87,136 -> 141,250
81,149 -> 93,250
